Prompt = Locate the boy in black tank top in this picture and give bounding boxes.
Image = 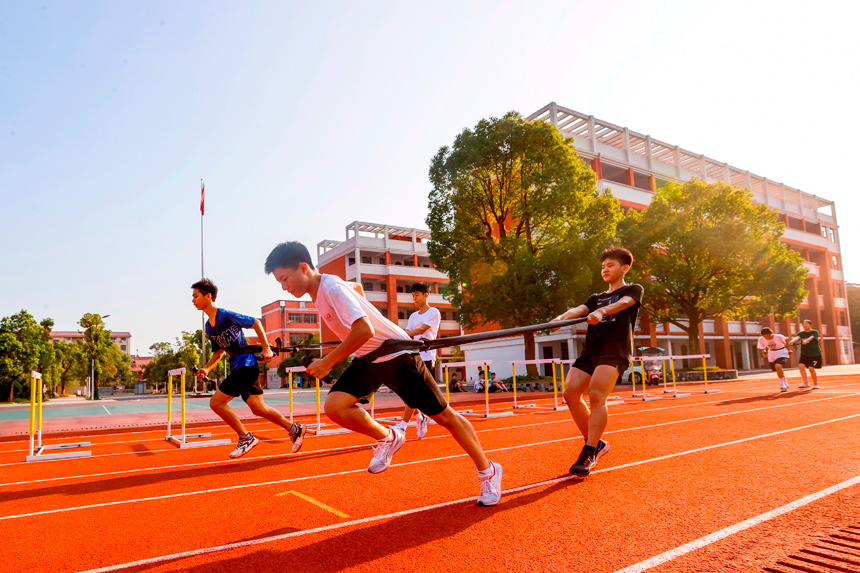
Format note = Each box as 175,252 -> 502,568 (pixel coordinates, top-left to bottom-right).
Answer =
552,247 -> 643,477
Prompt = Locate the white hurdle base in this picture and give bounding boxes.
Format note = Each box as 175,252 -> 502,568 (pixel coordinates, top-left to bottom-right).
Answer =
671,393 -> 692,398
466,411 -> 514,419
514,404 -> 537,409
26,442 -> 92,462
165,433 -> 231,449
704,389 -> 721,394
316,427 -> 353,436
454,409 -> 473,415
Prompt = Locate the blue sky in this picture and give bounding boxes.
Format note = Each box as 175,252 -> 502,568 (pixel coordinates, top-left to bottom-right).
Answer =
2,0 -> 858,354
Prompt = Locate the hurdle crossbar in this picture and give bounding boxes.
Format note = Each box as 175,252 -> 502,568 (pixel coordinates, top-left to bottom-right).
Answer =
26,371 -> 91,462
509,359 -> 565,411
165,368 -> 231,448
632,353 -> 714,397
557,360 -> 624,405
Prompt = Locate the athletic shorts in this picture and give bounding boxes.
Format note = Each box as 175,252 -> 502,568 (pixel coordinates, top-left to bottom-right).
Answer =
572,354 -> 629,378
799,355 -> 822,369
769,356 -> 790,371
332,353 -> 448,416
218,366 -> 263,402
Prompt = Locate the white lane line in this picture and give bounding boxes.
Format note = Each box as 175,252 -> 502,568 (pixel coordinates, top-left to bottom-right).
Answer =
3,391 -> 857,487
4,411 -> 859,523
102,406 -> 111,416
613,474 -> 860,573
73,415 -> 860,573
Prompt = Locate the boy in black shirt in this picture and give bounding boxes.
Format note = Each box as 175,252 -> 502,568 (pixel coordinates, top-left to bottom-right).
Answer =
552,247 -> 643,476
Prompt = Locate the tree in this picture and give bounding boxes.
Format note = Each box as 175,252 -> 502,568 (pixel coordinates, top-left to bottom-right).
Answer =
0,310 -> 50,402
619,178 -> 808,356
427,111 -> 621,374
847,283 -> 860,351
53,341 -> 85,396
78,313 -> 112,399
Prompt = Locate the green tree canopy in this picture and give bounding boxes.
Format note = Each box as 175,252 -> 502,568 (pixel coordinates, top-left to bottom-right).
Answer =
619,178 -> 808,354
427,111 -> 620,372
0,310 -> 52,402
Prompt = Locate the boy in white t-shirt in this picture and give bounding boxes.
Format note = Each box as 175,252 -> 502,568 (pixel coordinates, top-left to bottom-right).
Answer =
393,283 -> 441,439
757,327 -> 792,392
265,241 -> 503,506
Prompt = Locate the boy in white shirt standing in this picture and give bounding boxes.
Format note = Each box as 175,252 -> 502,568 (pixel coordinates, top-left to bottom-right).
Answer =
265,241 -> 503,506
757,327 -> 792,392
393,283 -> 441,439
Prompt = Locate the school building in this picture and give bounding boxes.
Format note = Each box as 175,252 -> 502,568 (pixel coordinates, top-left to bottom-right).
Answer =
50,331 -> 133,356
316,221 -> 462,361
462,102 -> 853,380
259,299 -> 320,347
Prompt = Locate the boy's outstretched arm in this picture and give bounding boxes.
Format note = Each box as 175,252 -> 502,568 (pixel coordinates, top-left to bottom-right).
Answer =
197,349 -> 226,379
252,319 -> 274,360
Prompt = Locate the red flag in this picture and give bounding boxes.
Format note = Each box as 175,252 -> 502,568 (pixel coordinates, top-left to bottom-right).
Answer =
200,180 -> 205,215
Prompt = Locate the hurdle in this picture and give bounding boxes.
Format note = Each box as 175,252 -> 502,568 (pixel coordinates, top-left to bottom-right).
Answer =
509,359 -> 565,411
439,361 -> 473,416
631,359 -> 663,401
165,368 -> 231,448
557,360 -> 625,406
26,371 -> 91,462
448,360 -> 510,419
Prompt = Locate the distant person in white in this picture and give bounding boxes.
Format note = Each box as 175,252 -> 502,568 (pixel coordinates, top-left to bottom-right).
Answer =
757,327 -> 792,392
394,283 -> 441,439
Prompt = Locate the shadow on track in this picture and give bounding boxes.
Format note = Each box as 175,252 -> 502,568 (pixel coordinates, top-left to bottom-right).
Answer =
714,390 -> 811,406
116,479 -> 581,573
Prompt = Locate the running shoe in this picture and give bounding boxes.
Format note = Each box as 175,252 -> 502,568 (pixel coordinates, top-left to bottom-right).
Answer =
415,411 -> 429,439
569,439 -> 609,477
813,384 -> 820,389
780,379 -> 789,392
290,424 -> 306,454
477,461 -> 503,506
368,427 -> 405,474
393,420 -> 408,432
230,433 -> 259,458
798,383 -> 810,389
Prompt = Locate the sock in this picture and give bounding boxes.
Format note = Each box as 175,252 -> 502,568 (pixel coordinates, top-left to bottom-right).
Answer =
478,464 -> 495,478
244,432 -> 253,439
289,423 -> 299,436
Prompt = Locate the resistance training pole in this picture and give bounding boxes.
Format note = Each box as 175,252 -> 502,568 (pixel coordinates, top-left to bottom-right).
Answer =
165,368 -> 230,449
26,371 -> 91,462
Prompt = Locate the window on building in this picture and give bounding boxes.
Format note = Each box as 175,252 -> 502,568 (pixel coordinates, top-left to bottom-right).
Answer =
601,163 -> 627,185
396,286 -> 403,293
362,282 -> 373,292
829,228 -> 835,243
821,226 -> 828,239
303,314 -> 317,324
395,261 -> 402,266
289,333 -> 305,344
397,311 -> 406,319
404,260 -> 414,267
439,311 -> 447,321
361,256 -> 372,264
832,255 -> 839,270
379,257 -> 385,264
288,313 -> 303,323
348,257 -> 355,266
380,283 -> 387,292
839,311 -> 846,326
121,345 -> 126,352
836,283 -> 844,297
843,340 -> 851,355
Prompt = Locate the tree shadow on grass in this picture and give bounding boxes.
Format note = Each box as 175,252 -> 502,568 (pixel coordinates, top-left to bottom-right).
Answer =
121,479 -> 579,573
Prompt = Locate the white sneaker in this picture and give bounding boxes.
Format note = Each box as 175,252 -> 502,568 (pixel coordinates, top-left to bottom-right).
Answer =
230,433 -> 259,458
415,411 -> 429,439
798,383 -> 810,389
368,428 -> 405,474
393,420 -> 408,432
780,379 -> 789,392
477,461 -> 503,506
813,384 -> 820,389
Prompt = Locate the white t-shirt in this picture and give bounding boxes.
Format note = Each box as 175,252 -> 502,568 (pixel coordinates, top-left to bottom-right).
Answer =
757,334 -> 790,362
314,274 -> 411,363
406,306 -> 441,363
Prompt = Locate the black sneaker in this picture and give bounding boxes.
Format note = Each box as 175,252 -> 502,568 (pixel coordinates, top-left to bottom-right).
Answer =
290,424 -> 306,454
569,440 -> 610,476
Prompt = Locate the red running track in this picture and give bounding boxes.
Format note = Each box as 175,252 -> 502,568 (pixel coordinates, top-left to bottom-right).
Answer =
1,374 -> 859,573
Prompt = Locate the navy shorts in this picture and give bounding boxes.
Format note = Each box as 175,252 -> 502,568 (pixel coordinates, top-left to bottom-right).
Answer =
218,366 -> 263,402
799,355 -> 822,369
769,356 -> 790,371
332,353 -> 448,416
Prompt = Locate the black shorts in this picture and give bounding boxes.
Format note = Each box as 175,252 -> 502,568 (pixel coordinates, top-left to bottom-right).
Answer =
799,355 -> 822,369
572,354 -> 629,378
769,356 -> 790,371
332,353 -> 448,416
218,366 -> 263,402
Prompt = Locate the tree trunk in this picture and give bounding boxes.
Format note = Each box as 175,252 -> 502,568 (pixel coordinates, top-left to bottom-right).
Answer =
524,331 -> 539,377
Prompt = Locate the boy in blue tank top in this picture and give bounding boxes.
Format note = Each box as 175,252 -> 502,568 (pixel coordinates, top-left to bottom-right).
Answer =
192,279 -> 305,458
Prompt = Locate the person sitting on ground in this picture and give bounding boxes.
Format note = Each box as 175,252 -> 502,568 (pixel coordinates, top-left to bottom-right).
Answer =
487,372 -> 508,392
449,371 -> 467,393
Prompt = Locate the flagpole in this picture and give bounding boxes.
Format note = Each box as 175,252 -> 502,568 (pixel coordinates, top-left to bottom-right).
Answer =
199,178 -> 206,394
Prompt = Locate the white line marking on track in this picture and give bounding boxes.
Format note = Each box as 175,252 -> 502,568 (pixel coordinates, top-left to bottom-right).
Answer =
2,391 -> 857,486
613,474 -> 860,573
72,415 -> 860,573
102,406 -> 111,416
4,411 -> 858,523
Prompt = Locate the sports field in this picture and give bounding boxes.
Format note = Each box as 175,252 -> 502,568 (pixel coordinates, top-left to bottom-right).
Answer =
2,369 -> 859,573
